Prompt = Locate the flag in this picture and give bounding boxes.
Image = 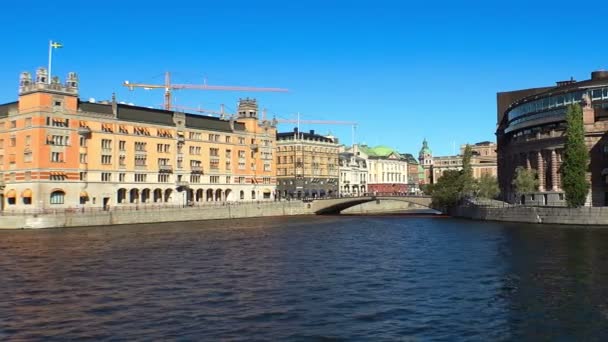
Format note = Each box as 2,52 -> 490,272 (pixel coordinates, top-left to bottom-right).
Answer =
50,41 -> 63,49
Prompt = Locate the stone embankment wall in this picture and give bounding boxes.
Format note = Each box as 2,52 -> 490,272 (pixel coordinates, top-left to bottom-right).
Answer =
0,201 -> 313,229
453,205 -> 608,226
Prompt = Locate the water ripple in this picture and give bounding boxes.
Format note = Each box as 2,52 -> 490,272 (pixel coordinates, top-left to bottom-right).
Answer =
2,216 -> 608,340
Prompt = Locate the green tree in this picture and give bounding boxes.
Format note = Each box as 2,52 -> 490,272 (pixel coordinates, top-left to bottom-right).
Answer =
477,174 -> 499,199
460,144 -> 475,197
427,170 -> 464,209
562,103 -> 590,207
512,166 -> 538,196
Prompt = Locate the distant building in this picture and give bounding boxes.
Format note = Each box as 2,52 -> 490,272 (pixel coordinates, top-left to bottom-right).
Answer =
419,140 -> 497,186
401,153 -> 422,194
356,145 -> 408,195
275,128 -> 339,199
497,70 -> 608,206
338,144 -> 368,196
0,68 -> 277,213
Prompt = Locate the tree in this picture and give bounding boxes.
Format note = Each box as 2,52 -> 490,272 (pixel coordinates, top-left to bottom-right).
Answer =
562,103 -> 590,207
477,174 -> 500,199
512,166 -> 538,197
427,170 -> 464,209
460,144 -> 475,197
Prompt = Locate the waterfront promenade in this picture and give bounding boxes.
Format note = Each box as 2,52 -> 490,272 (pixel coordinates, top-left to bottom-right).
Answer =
0,195 -> 433,229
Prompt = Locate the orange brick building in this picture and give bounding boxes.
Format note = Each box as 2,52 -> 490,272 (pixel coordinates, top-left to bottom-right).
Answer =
0,68 -> 277,212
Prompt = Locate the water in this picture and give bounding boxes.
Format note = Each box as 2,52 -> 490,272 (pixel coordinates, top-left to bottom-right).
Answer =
2,215 -> 608,341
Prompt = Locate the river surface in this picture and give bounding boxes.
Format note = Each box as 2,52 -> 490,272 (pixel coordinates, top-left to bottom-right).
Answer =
2,215 -> 608,341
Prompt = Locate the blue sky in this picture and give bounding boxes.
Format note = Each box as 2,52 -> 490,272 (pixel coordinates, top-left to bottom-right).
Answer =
2,0 -> 607,156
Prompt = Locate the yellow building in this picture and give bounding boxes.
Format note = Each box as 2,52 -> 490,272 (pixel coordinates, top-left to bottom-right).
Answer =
0,68 -> 276,212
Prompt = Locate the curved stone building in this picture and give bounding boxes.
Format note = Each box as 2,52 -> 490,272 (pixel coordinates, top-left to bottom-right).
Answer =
496,70 -> 608,206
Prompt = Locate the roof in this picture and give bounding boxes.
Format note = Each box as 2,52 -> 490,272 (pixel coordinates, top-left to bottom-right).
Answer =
0,101 -> 17,118
359,145 -> 405,159
401,153 -> 419,164
277,130 -> 337,143
80,101 -> 244,132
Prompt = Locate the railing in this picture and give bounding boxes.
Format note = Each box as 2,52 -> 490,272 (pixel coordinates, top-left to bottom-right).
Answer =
159,165 -> 173,172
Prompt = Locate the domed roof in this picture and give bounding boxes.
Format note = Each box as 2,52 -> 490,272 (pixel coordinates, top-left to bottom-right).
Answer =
419,139 -> 432,156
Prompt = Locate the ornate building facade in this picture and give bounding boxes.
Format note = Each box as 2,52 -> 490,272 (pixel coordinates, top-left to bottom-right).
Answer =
338,144 -> 368,196
358,145 -> 409,195
419,140 -> 497,186
0,68 -> 276,212
275,128 -> 339,199
497,70 -> 608,206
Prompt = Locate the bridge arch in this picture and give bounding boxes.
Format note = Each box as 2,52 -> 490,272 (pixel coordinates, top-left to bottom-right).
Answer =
311,196 -> 435,215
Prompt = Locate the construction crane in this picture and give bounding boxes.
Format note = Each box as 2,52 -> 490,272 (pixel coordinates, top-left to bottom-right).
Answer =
123,72 -> 288,110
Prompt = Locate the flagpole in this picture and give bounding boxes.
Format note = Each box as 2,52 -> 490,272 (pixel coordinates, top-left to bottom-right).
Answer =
48,40 -> 52,84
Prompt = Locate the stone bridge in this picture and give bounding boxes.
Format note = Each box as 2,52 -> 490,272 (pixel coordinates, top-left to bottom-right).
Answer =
310,195 -> 435,215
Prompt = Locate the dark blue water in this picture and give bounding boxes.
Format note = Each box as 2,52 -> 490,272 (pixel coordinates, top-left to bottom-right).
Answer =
2,216 -> 608,341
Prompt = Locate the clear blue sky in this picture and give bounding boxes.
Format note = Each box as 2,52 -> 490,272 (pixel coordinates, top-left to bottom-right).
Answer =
2,0 -> 607,156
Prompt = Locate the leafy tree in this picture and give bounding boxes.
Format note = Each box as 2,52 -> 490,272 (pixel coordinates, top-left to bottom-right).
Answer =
562,103 -> 590,207
512,166 -> 538,196
477,174 -> 499,199
460,144 -> 475,197
427,170 -> 464,209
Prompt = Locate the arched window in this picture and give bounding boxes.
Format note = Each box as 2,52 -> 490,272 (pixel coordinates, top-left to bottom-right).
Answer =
50,190 -> 65,204
251,190 -> 256,200
240,190 -> 245,200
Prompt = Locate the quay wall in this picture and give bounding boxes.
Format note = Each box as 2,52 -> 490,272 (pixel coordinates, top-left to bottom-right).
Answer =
453,205 -> 608,226
0,201 -> 313,229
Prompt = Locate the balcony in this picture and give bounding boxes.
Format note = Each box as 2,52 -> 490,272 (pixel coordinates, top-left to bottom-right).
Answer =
176,181 -> 189,187
177,135 -> 185,143
77,127 -> 91,135
159,164 -> 173,173
191,165 -> 203,174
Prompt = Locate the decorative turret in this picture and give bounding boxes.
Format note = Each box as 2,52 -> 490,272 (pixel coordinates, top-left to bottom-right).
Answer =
419,139 -> 433,166
18,68 -> 79,96
237,97 -> 258,119
35,67 -> 48,84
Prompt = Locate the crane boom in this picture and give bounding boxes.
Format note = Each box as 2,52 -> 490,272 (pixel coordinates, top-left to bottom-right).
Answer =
123,71 -> 288,110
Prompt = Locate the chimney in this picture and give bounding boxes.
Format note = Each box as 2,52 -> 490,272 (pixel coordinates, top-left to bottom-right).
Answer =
294,127 -> 299,133
310,129 -> 315,135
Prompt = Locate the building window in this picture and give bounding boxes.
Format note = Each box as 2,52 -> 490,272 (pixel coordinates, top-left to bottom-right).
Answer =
25,135 -> 31,146
135,142 -> 147,152
50,174 -> 66,181
101,155 -> 112,164
101,172 -> 112,182
158,174 -> 170,183
101,139 -> 112,150
10,120 -> 16,129
10,136 -> 16,147
210,159 -> 220,170
80,153 -> 87,164
80,136 -> 87,147
50,190 -> 65,204
225,136 -> 231,143
225,176 -> 231,184
119,140 -> 126,151
51,152 -> 64,163
210,176 -> 219,184
119,173 -> 126,182
135,156 -> 147,166
24,150 -> 33,162
190,174 -> 201,183
80,172 -> 87,181
134,173 -> 147,182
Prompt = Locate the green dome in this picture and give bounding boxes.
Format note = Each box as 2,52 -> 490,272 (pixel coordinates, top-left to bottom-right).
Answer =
419,139 -> 432,156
